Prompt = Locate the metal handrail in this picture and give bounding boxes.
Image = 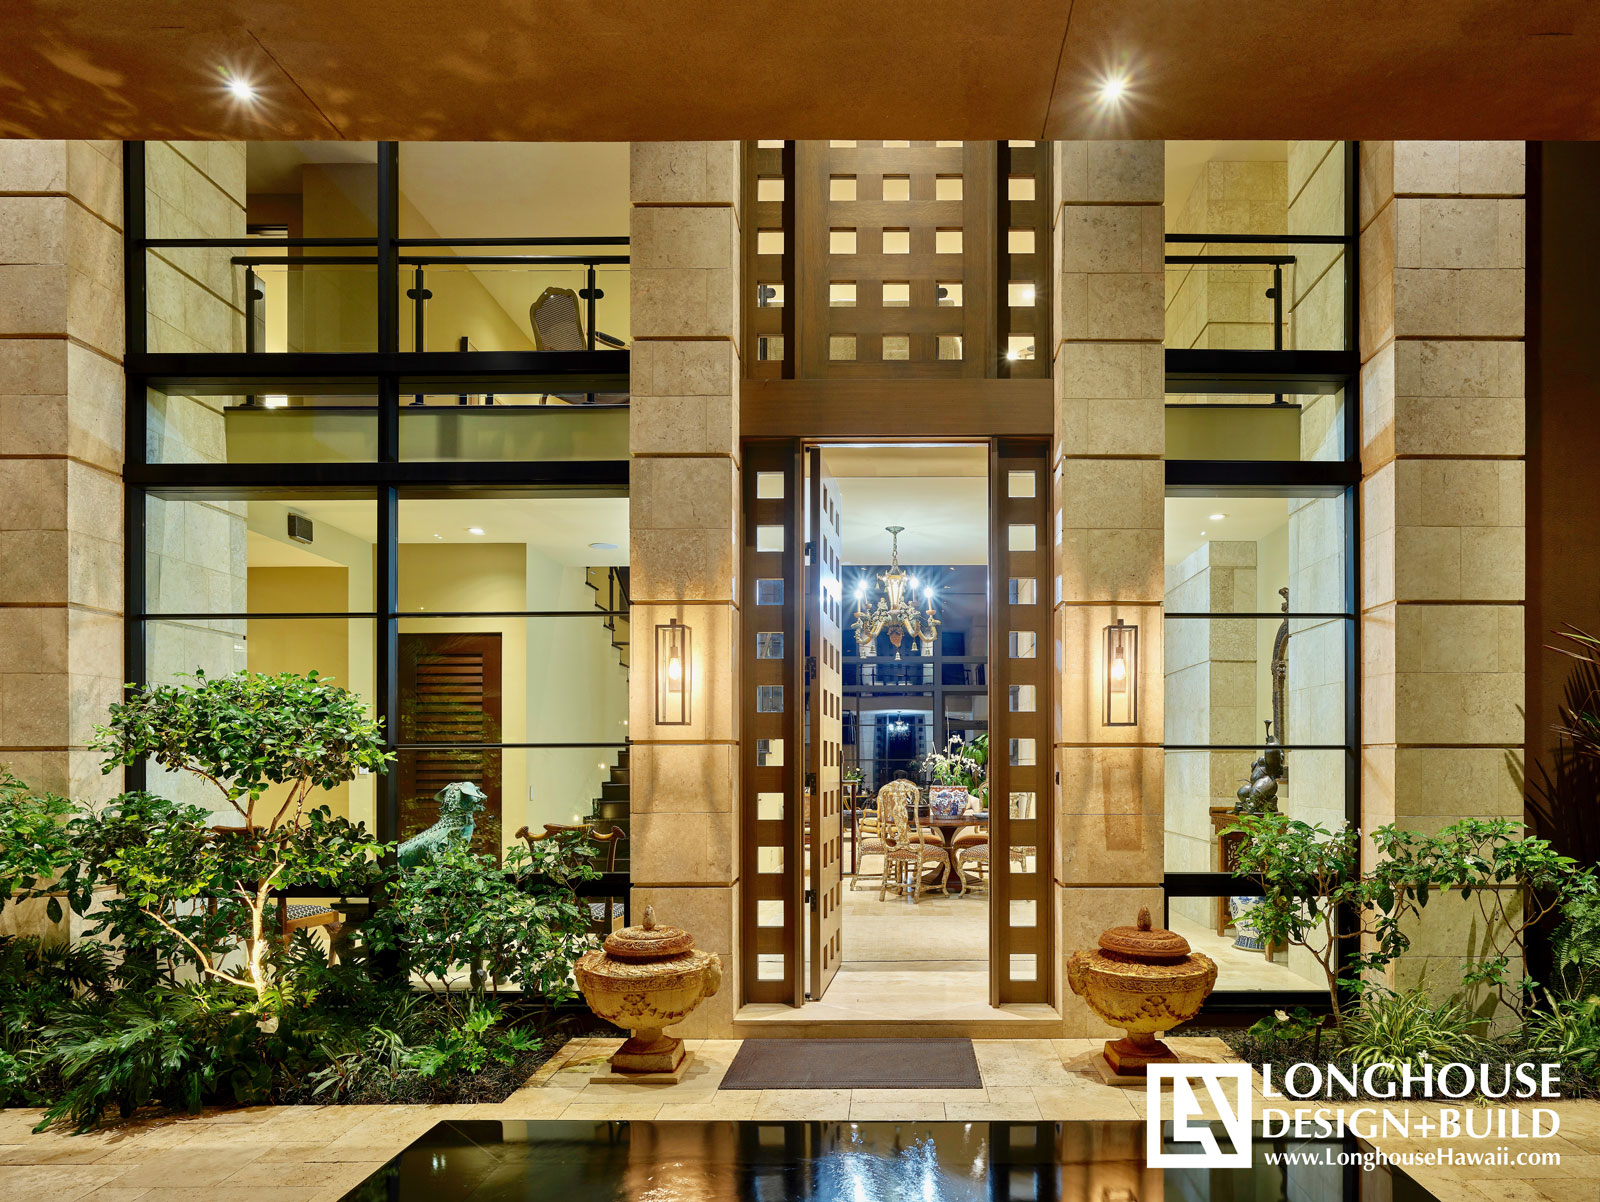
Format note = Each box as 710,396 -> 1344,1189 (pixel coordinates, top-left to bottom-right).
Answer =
1163,250 -> 1299,353
229,246 -> 631,358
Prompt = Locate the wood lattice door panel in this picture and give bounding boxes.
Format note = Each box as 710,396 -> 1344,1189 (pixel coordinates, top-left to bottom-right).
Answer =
397,632 -> 503,858
742,141 -> 1051,383
805,447 -> 845,1000
740,441 -> 804,1005
796,141 -> 995,379
988,441 -> 1053,1005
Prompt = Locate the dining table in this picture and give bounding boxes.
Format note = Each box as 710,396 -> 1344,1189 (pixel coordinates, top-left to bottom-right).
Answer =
920,812 -> 988,891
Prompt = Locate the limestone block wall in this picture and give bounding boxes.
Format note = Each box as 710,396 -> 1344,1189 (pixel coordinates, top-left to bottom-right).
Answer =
1163,542 -> 1257,928
1287,141 -> 1347,352
1166,158 -> 1285,351
1359,142 -> 1526,1020
628,142 -> 742,1036
1053,142 -> 1166,1035
0,140 -> 124,939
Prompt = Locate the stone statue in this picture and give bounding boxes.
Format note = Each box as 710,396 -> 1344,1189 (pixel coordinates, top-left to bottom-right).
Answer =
1270,585 -> 1290,782
397,781 -> 487,867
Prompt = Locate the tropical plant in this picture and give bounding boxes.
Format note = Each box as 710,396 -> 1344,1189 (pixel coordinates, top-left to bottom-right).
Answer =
1549,892 -> 1600,1000
1519,991 -> 1600,1081
36,984 -> 274,1131
1340,989 -> 1493,1086
1549,624 -> 1600,763
0,936 -> 114,1106
918,734 -> 988,795
1412,818 -> 1597,1014
367,833 -> 597,1012
1227,812 -> 1431,1024
85,671 -> 392,1004
0,769 -> 78,922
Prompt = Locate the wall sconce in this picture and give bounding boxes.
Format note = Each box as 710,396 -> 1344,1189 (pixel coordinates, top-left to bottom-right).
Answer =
1102,618 -> 1138,727
655,618 -> 692,726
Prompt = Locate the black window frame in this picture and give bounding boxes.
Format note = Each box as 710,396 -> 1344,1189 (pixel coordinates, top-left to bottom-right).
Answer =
122,141 -> 631,846
1161,142 -> 1362,1015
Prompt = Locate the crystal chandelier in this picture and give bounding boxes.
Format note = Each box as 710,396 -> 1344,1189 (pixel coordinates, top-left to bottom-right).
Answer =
851,526 -> 940,660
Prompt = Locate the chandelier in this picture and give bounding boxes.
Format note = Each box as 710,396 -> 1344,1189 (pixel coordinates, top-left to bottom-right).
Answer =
851,526 -> 940,660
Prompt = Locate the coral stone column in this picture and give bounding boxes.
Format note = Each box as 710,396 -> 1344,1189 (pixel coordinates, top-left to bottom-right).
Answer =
1052,142 -> 1166,1034
627,143 -> 742,1036
1359,142 -> 1526,1019
0,141 -> 125,939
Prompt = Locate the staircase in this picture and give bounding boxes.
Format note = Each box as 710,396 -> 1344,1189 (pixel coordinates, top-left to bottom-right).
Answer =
584,565 -> 630,866
590,745 -> 631,870
585,566 -> 630,670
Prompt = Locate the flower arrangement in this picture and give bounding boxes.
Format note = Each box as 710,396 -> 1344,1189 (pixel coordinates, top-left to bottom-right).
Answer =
918,734 -> 988,802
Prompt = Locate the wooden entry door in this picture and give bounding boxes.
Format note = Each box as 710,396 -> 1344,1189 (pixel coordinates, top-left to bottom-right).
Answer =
397,631 -> 503,858
805,447 -> 845,1000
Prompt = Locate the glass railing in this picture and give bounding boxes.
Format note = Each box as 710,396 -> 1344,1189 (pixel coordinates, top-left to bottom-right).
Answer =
142,238 -> 629,356
1164,234 -> 1350,353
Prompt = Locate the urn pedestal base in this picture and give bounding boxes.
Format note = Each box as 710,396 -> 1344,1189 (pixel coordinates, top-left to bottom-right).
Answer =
1103,1033 -> 1176,1076
590,1029 -> 694,1084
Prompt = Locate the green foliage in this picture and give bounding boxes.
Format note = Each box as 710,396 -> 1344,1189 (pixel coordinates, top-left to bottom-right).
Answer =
1247,1004 -> 1326,1047
368,835 -> 598,1012
1518,991 -> 1600,1081
37,985 -> 273,1132
93,670 -> 392,826
0,769 -> 78,923
919,734 -> 988,794
1341,990 -> 1493,1085
1549,624 -> 1600,763
1550,892 -> 1600,1000
79,672 -> 393,1002
0,936 -> 114,1106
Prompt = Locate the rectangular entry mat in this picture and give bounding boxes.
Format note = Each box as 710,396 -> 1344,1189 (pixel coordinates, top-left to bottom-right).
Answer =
715,1037 -> 982,1090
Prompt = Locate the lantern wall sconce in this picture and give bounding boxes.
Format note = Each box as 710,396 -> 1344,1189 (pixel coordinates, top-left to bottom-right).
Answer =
655,618 -> 692,726
1102,618 -> 1138,727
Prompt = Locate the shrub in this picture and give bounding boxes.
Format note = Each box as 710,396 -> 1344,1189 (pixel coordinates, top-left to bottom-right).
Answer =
367,834 -> 597,1012
0,769 -> 77,923
1341,990 -> 1493,1086
1548,892 -> 1600,1000
1519,992 -> 1600,1082
37,985 -> 273,1131
86,671 -> 391,1003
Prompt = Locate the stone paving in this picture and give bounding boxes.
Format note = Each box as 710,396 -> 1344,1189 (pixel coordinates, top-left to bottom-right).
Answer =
0,1037 -> 1596,1202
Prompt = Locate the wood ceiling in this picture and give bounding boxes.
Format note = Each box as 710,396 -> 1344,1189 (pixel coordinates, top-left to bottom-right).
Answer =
1,0 -> 1596,141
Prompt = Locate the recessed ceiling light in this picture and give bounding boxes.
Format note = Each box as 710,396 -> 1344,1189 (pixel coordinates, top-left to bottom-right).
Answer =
1098,73 -> 1128,105
1209,512 -> 1227,521
588,541 -> 618,550
466,527 -> 485,536
262,394 -> 287,409
432,533 -> 442,540
224,76 -> 258,102
1200,530 -> 1207,537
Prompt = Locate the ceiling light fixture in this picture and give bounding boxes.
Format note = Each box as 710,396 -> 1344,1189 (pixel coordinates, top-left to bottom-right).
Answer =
466,527 -> 485,536
224,76 -> 258,103
588,541 -> 618,550
1209,512 -> 1227,521
1098,72 -> 1129,105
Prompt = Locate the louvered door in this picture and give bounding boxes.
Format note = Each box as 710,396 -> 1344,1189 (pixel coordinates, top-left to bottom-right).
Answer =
805,447 -> 845,1000
397,632 -> 503,858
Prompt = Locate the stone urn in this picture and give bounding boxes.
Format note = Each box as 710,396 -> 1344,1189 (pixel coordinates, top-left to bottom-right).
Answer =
1066,906 -> 1218,1075
575,906 -> 722,1081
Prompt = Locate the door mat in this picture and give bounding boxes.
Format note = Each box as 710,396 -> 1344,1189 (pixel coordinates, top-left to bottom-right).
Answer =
717,1038 -> 981,1090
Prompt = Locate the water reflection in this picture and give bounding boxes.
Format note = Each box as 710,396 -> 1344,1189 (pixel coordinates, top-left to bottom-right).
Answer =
339,1119 -> 1433,1202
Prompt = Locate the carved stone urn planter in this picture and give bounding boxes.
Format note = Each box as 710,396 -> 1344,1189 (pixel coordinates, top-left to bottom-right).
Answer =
1066,906 -> 1218,1076
575,906 -> 722,1083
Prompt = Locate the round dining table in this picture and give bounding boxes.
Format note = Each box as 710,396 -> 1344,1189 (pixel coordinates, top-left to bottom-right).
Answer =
920,812 -> 988,891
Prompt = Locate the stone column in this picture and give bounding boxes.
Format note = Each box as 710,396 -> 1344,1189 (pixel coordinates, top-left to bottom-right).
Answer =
0,141 -> 125,939
1359,142 -> 1526,1019
1052,142 -> 1166,1034
627,143 -> 742,1036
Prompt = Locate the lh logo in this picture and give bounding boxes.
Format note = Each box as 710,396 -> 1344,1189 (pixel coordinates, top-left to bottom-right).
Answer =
1146,1064 -> 1253,1167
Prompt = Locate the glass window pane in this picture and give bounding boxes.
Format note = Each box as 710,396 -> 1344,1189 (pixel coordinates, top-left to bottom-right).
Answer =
400,398 -> 628,461
756,632 -> 784,659
1165,391 -> 1349,462
1164,493 -> 1349,615
143,490 -> 376,615
146,389 -> 381,465
396,493 -> 628,612
144,617 -> 378,831
756,579 -> 784,605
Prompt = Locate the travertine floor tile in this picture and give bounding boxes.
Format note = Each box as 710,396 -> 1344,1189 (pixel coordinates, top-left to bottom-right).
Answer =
848,1100 -> 947,1121
751,1089 -> 853,1120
